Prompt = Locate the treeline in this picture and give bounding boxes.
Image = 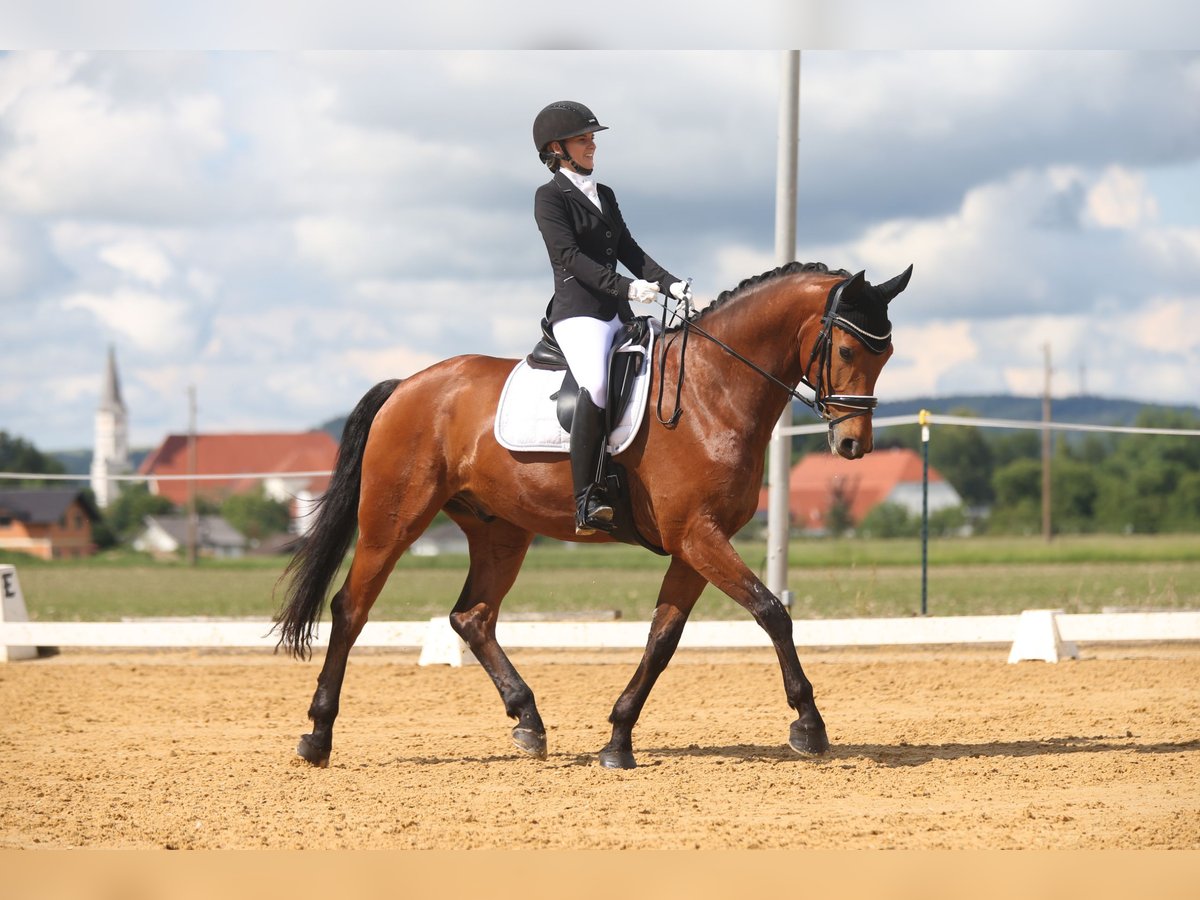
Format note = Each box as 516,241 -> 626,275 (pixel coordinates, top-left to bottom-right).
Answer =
1,430 -> 292,549
0,431 -> 66,482
94,483 -> 291,548
797,408 -> 1200,536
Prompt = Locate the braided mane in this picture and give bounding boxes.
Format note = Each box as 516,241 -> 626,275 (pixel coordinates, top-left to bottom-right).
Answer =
675,261 -> 850,331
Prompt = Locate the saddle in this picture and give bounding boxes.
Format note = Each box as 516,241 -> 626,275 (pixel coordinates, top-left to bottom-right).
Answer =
526,316 -> 651,434
520,317 -> 666,557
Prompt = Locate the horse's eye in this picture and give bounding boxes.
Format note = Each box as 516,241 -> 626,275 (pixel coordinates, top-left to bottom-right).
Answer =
839,346 -> 853,362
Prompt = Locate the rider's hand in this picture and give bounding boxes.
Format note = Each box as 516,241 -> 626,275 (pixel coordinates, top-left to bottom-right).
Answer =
628,279 -> 660,303
669,281 -> 693,304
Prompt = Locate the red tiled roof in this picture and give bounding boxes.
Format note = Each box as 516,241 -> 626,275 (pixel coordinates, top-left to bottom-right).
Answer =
138,432 -> 337,506
758,447 -> 945,530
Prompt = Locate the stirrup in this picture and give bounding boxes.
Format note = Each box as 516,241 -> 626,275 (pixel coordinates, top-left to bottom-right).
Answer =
575,485 -> 614,536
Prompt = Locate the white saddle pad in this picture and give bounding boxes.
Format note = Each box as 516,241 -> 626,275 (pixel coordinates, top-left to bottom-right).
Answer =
494,334 -> 655,455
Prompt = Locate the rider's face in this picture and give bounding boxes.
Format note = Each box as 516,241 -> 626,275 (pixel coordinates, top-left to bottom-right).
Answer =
556,132 -> 596,172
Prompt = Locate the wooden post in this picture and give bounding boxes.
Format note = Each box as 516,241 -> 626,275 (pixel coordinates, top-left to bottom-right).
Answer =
187,385 -> 198,566
1041,344 -> 1052,543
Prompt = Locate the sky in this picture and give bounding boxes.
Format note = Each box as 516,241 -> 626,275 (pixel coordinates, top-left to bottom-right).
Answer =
2,50 -> 1199,451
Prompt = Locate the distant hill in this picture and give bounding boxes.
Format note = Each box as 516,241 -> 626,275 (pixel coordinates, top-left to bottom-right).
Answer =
47,448 -> 150,476
318,415 -> 346,443
873,394 -> 1200,426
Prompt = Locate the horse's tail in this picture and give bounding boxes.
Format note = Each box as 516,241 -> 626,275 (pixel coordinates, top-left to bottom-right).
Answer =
273,378 -> 401,659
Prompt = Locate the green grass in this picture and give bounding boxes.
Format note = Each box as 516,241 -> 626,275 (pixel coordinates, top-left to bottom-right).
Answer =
5,534 -> 1199,622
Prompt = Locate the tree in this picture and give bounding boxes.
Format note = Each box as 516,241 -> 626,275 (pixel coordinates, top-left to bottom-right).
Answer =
876,409 -> 994,507
104,483 -> 175,542
221,487 -> 291,541
991,430 -> 1041,468
824,491 -> 854,537
858,502 -> 916,538
1051,457 -> 1100,533
0,431 -> 66,486
989,458 -> 1042,534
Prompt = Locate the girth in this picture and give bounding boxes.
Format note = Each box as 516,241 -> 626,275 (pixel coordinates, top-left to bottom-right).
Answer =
526,317 -> 651,433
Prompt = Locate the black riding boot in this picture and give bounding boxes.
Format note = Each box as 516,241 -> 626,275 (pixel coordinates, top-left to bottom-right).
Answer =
569,388 -> 615,536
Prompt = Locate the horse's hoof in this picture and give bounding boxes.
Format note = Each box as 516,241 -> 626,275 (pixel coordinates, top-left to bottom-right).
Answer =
512,727 -> 548,760
598,748 -> 637,769
296,733 -> 330,768
788,721 -> 830,756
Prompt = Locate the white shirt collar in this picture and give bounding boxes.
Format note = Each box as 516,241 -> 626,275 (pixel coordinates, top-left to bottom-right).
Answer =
559,167 -> 602,211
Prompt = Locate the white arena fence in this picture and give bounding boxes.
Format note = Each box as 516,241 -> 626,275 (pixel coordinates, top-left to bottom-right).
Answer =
2,411 -> 1199,662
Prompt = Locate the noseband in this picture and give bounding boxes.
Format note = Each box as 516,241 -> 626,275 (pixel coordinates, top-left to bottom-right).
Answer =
656,275 -> 891,431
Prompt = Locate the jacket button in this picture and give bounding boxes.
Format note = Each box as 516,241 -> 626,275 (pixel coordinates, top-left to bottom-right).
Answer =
607,262 -> 615,269
605,231 -> 612,238
605,248 -> 614,256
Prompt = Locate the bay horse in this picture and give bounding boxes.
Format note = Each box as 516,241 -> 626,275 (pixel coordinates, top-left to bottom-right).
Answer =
275,260 -> 912,769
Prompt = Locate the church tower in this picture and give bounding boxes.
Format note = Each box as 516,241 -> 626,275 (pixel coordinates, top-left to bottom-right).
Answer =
91,345 -> 131,509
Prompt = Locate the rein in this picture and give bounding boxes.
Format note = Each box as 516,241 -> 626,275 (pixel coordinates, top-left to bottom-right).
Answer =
654,276 -> 889,429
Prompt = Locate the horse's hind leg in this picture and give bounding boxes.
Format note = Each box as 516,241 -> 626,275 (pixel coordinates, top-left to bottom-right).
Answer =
298,502 -> 443,767
296,540 -> 405,766
446,516 -> 545,758
599,556 -> 706,769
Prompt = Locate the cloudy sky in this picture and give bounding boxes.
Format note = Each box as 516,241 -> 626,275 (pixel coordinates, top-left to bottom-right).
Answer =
2,50 -> 1199,451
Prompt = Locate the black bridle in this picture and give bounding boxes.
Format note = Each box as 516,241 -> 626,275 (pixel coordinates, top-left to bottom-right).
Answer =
655,275 -> 891,429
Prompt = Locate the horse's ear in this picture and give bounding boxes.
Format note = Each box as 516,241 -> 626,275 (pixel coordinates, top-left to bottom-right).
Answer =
875,264 -> 913,304
840,270 -> 868,302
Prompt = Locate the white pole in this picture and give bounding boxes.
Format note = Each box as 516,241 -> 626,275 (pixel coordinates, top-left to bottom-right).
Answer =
766,50 -> 800,606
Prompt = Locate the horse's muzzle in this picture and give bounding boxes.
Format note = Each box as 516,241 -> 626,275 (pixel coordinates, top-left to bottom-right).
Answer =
834,436 -> 866,460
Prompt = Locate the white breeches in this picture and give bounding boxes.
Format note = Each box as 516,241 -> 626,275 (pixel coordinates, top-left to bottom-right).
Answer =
552,314 -> 623,410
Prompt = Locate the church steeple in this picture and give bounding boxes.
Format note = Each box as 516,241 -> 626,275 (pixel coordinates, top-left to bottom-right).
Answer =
100,345 -> 124,413
91,345 -> 131,509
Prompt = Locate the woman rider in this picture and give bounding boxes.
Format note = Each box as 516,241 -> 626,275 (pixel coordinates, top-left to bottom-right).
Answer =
533,100 -> 692,536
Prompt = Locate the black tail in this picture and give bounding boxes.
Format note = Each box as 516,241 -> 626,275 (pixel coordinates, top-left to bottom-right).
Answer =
273,378 -> 401,658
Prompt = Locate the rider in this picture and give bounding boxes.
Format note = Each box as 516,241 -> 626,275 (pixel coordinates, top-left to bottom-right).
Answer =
533,100 -> 693,536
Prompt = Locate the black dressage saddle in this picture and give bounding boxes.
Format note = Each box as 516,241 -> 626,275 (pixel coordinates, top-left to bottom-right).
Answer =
526,316 -> 651,434
524,317 -> 666,556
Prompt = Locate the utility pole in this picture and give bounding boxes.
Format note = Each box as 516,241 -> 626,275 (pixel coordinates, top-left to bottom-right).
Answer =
1041,344 -> 1052,543
187,385 -> 198,566
765,50 -> 801,608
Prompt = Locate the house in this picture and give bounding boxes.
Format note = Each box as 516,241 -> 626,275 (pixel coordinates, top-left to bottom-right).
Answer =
137,432 -> 337,532
132,514 -> 248,559
0,489 -> 100,560
758,447 -> 962,533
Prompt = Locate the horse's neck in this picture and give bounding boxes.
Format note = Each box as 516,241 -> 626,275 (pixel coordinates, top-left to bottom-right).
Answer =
692,280 -> 821,424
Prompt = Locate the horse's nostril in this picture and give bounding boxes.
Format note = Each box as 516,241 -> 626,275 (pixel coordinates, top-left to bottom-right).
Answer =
839,438 -> 861,459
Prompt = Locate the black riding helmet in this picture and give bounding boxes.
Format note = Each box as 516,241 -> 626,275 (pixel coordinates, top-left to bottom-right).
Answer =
533,101 -> 608,172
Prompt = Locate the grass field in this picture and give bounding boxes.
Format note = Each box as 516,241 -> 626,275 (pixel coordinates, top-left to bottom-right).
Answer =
6,533 -> 1199,623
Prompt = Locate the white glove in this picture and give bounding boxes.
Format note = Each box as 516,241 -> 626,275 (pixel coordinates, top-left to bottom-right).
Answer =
628,279 -> 659,303
669,281 -> 693,303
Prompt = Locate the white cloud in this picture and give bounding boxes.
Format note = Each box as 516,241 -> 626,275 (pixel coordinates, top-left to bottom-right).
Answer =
0,54 -> 230,219
98,241 -> 175,286
1127,297 -> 1200,356
884,320 -> 978,398
62,288 -> 196,355
339,346 -> 445,383
1085,166 -> 1159,229
0,216 -> 62,301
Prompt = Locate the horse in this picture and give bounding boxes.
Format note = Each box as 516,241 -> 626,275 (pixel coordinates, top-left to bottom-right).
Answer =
274,260 -> 912,769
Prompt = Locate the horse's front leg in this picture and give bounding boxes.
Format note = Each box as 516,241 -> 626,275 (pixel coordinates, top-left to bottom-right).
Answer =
599,556 -> 706,769
678,522 -> 829,756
